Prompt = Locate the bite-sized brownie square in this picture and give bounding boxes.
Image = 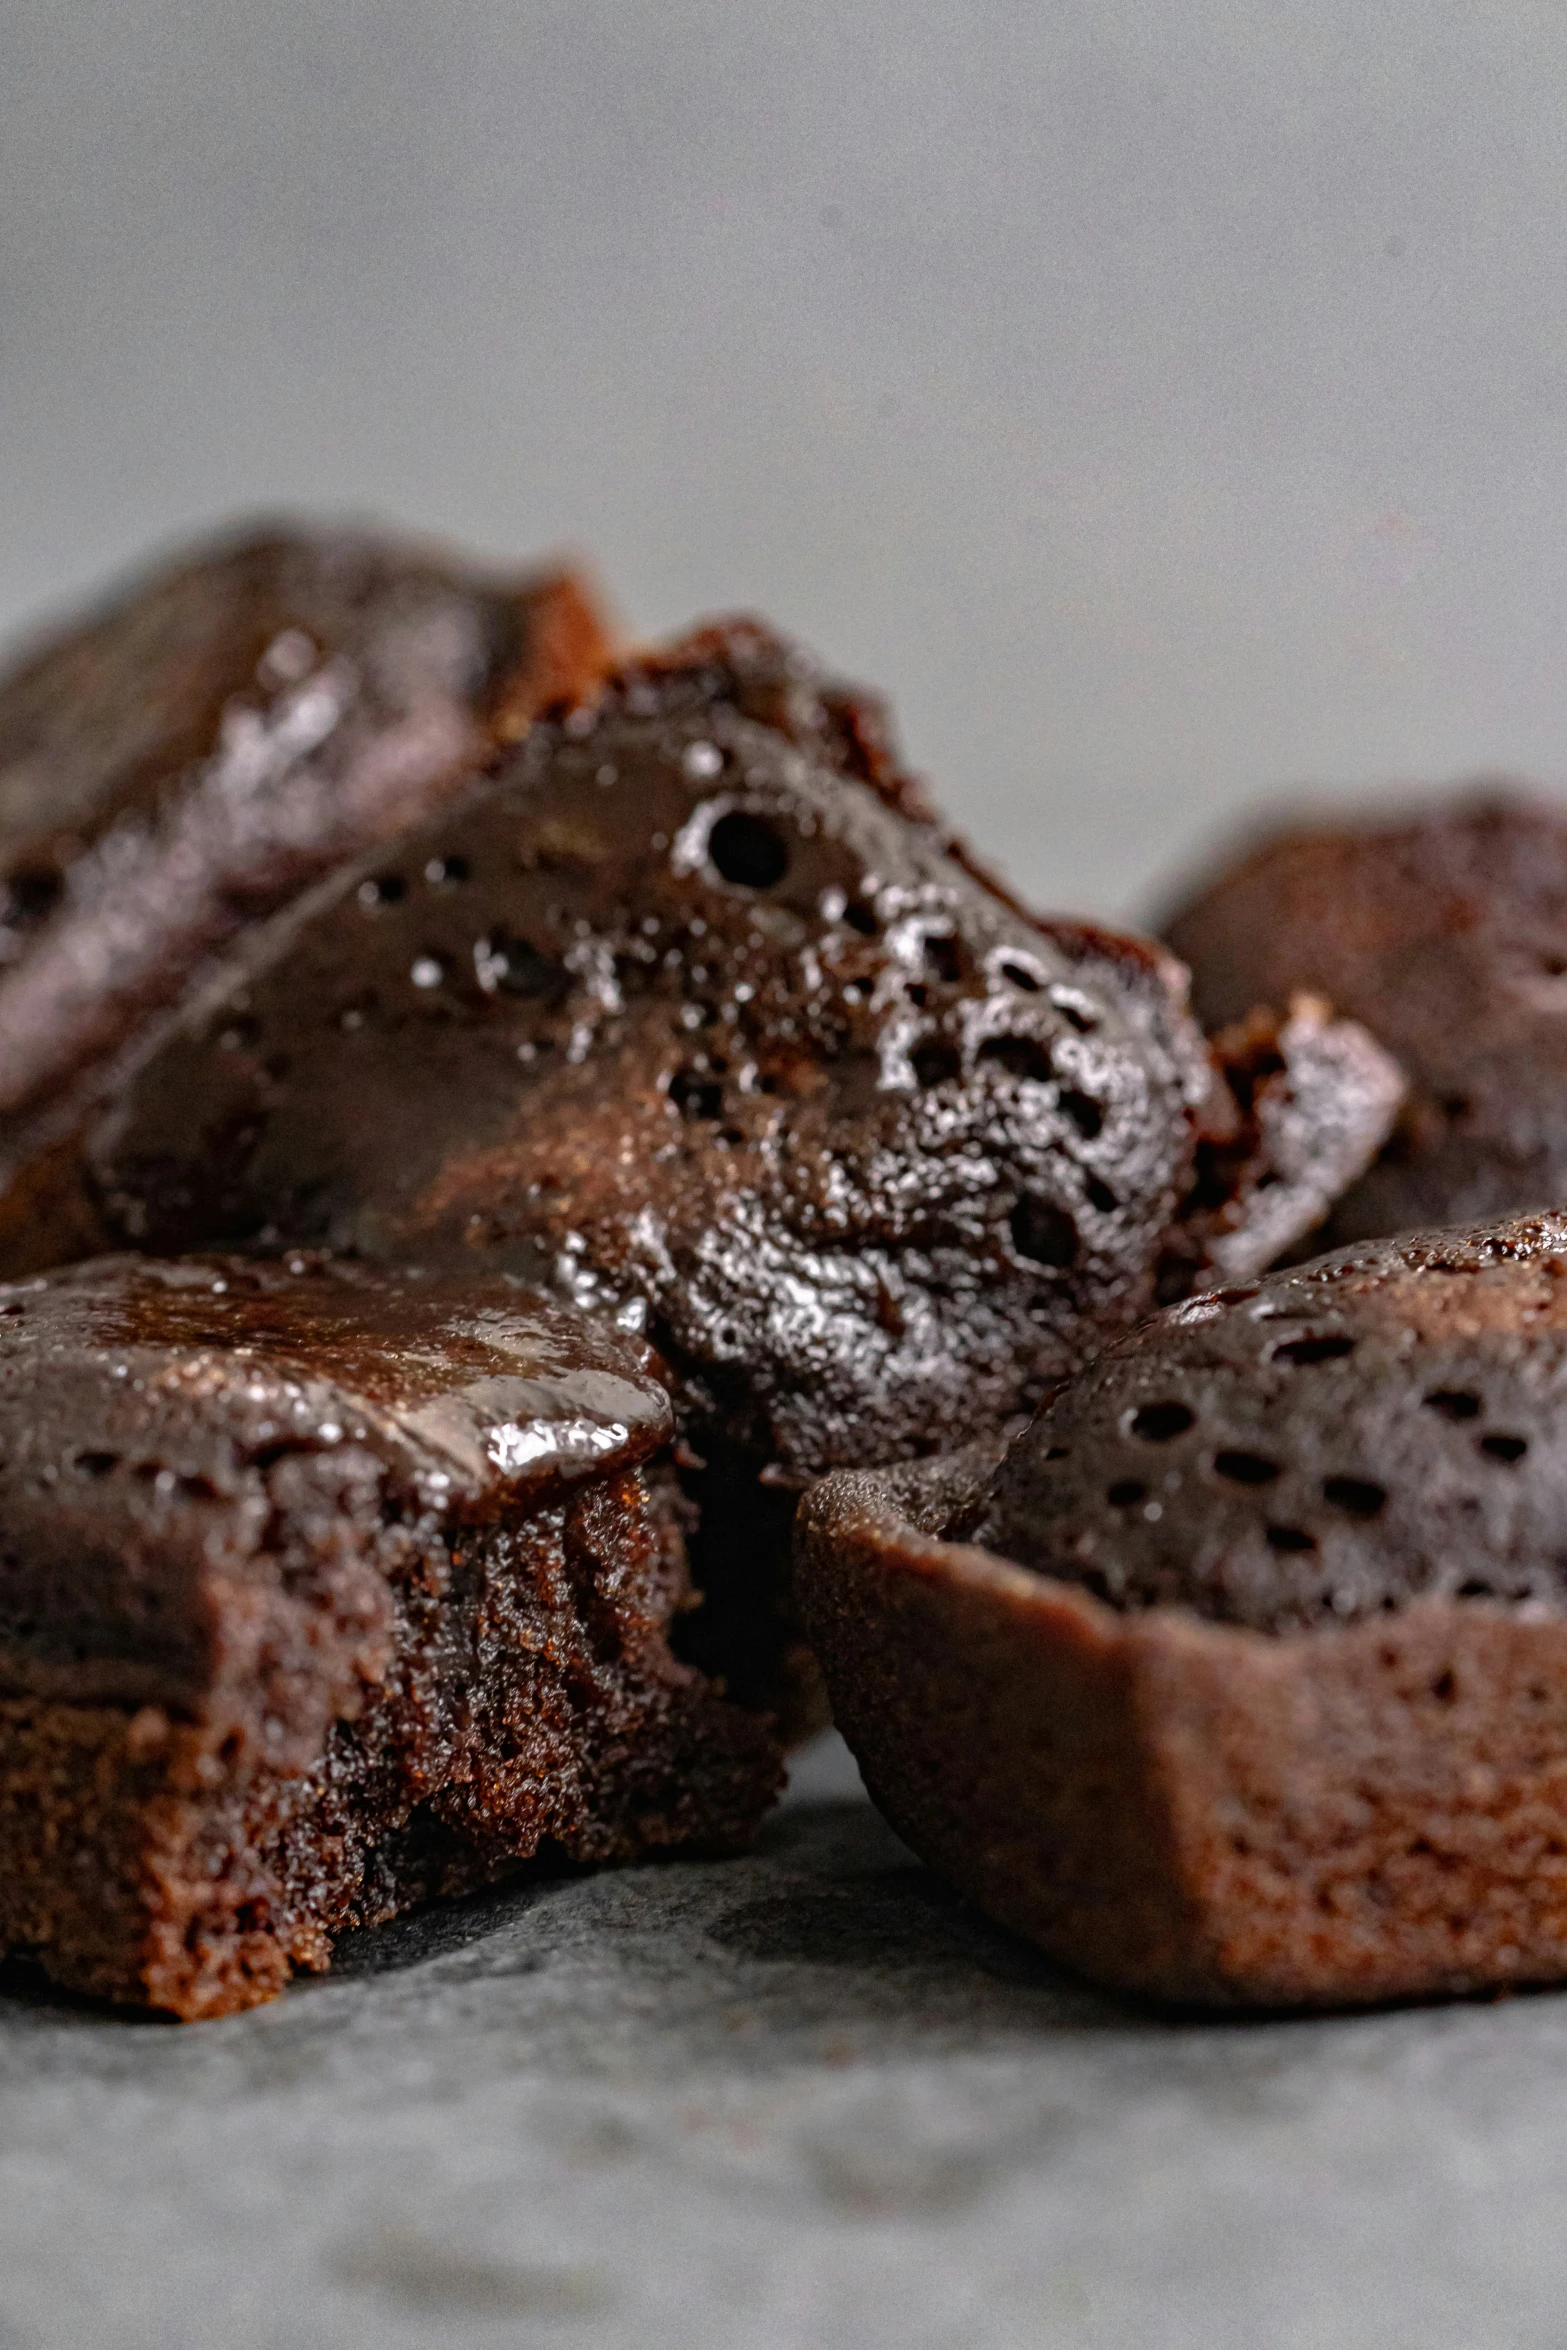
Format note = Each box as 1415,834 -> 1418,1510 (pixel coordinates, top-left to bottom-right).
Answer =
0,522 -> 611,1268
797,1213 -> 1567,2009
1162,791 -> 1567,1243
0,1252 -> 779,2019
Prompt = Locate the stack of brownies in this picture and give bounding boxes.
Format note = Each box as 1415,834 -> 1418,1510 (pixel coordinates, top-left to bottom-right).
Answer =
2,519 -> 1564,2016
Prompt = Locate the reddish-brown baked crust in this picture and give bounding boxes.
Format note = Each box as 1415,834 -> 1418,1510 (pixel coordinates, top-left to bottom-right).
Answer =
796,1446 -> 1567,2008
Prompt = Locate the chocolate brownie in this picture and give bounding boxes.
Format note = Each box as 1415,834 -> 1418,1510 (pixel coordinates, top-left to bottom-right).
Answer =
0,1251 -> 779,2017
797,1213 -> 1567,2007
1163,792 -> 1567,1242
0,523 -> 610,1267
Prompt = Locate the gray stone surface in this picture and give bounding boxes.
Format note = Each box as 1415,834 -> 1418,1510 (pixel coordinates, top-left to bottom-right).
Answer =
0,1732 -> 1562,2349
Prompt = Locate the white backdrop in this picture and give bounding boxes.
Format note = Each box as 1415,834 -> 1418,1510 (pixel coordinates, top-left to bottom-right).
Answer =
3,0 -> 1565,920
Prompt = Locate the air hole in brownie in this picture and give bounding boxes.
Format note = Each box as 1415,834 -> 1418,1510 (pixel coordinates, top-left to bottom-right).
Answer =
1479,1433 -> 1528,1464
1107,1478 -> 1147,1507
1424,1389 -> 1481,1420
73,1451 -> 118,1479
218,1731 -> 245,1767
669,1070 -> 724,1121
1129,1400 -> 1194,1442
4,866 -> 62,925
1265,1525 -> 1317,1553
923,933 -> 963,983
357,874 -> 406,909
1214,1450 -> 1281,1487
1058,1090 -> 1104,1139
912,1040 -> 962,1089
1272,1334 -> 1356,1366
844,900 -> 879,937
1000,960 -> 1042,992
1430,1668 -> 1457,1702
476,932 -> 562,999
1044,1444 -> 1071,1460
251,1441 -> 309,1472
1324,1475 -> 1386,1517
424,854 -> 470,886
708,811 -> 789,889
1084,1175 -> 1118,1214
1441,1095 -> 1471,1120
977,1035 -> 1054,1084
1456,1578 -> 1492,1599
1010,1197 -> 1079,1269
905,983 -> 929,1009
1050,992 -> 1097,1034
179,1473 -> 220,1501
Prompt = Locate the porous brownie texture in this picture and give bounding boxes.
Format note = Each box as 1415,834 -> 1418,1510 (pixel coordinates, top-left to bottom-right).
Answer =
1163,792 -> 1567,1242
797,1213 -> 1567,2008
0,1252 -> 779,2018
0,522 -> 610,1267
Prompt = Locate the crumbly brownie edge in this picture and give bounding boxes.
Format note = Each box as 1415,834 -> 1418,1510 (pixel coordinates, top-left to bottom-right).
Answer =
794,1457 -> 1567,2008
0,1462 -> 781,2019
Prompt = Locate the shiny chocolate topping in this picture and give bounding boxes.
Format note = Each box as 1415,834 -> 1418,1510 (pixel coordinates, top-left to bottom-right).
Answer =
0,1250 -> 667,1505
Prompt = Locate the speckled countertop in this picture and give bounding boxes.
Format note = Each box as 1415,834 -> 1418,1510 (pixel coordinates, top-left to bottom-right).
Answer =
0,1732 -> 1560,2350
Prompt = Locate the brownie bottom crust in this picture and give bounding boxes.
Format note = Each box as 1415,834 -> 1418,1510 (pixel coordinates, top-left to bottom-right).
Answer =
2,1466 -> 779,2020
795,1448 -> 1567,2010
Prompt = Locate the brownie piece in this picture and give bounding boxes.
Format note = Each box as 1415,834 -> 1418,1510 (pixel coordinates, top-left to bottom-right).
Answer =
1163,792 -> 1567,1242
0,523 -> 610,1267
0,1251 -> 780,2018
797,1212 -> 1567,2008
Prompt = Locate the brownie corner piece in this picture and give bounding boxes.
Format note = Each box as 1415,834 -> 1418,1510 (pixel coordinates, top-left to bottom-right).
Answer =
0,1253 -> 781,2019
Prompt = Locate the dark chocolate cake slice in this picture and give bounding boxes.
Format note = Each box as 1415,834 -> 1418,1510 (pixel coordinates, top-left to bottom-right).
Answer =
55,625 -> 1394,1665
0,1251 -> 779,2018
1163,791 -> 1567,1242
0,522 -> 610,1266
797,1212 -> 1567,2008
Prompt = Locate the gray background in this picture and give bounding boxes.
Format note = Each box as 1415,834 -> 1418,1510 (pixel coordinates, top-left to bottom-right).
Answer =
5,0 -> 1567,922
4,7 -> 1567,2345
